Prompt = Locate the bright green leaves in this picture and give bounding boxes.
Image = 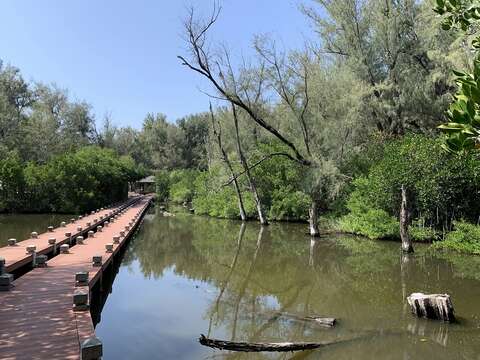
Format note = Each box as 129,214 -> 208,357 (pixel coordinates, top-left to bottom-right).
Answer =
439,59 -> 480,152
434,0 -> 480,37
435,1 -> 480,152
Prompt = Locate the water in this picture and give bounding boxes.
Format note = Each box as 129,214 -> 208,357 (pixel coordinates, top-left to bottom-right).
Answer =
0,213 -> 74,247
3,208 -> 480,359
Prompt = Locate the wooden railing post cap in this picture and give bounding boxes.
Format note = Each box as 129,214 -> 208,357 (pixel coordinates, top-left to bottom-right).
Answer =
81,336 -> 103,360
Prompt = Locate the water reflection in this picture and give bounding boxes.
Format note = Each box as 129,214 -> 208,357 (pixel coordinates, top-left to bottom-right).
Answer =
94,207 -> 480,359
0,213 -> 73,247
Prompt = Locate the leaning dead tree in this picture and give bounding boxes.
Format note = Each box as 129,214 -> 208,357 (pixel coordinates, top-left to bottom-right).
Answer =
231,104 -> 268,225
209,103 -> 247,221
178,3 -> 322,235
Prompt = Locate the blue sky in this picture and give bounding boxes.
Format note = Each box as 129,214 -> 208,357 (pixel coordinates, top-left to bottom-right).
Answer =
0,1 -> 317,128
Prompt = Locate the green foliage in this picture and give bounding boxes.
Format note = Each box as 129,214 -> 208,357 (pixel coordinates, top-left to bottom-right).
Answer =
168,169 -> 200,203
192,169 -> 256,219
0,147 -> 140,213
434,0 -> 480,41
346,134 -> 480,228
435,0 -> 480,151
433,220 -> 480,254
155,170 -> 170,202
438,59 -> 480,151
251,142 -> 311,221
338,178 -> 399,239
268,189 -> 310,221
409,224 -> 439,242
0,151 -> 26,212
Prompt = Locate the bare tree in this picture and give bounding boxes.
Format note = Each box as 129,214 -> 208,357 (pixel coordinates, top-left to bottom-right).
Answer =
231,104 -> 268,225
209,103 -> 247,221
178,3 -> 323,235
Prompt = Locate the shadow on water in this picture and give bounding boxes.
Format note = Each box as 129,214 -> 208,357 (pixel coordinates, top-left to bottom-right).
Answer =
82,206 -> 480,359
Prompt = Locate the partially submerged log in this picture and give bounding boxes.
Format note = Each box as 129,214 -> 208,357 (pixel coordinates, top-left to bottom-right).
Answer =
407,293 -> 455,322
276,312 -> 336,327
199,334 -> 327,352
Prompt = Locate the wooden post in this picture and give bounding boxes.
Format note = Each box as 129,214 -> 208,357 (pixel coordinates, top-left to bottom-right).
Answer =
80,336 -> 103,360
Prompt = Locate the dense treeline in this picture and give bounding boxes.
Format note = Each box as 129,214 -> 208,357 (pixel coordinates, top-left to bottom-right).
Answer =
0,60 -> 208,213
151,0 -> 480,254
4,0 -> 480,254
0,147 -> 134,213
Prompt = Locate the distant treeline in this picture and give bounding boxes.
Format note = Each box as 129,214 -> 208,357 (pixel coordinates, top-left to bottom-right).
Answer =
0,147 -> 136,213
0,60 -> 208,213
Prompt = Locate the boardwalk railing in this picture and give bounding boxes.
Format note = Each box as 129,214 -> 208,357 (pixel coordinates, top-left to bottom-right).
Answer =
0,195 -> 153,360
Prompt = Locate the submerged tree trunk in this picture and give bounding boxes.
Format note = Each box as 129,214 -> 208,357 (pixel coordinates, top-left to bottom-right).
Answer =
210,104 -> 247,221
400,185 -> 413,253
199,335 -> 328,352
232,104 -> 268,225
309,199 -> 320,237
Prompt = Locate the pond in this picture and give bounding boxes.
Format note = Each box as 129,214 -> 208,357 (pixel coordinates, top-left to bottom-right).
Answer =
3,207 -> 480,359
0,213 -> 74,247
92,206 -> 480,359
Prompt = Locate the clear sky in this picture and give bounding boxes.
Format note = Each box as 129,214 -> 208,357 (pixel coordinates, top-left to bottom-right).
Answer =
0,0 -> 317,128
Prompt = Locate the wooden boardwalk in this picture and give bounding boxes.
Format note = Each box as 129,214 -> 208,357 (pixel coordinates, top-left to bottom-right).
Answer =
0,196 -> 141,274
0,195 -> 152,360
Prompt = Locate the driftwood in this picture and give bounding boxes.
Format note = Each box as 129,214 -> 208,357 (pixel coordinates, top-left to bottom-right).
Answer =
275,312 -> 336,327
199,334 -> 327,352
161,211 -> 175,217
407,293 -> 455,322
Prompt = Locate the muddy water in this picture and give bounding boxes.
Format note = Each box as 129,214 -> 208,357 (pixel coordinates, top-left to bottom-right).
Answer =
0,213 -> 73,247
93,208 -> 480,359
3,208 -> 480,359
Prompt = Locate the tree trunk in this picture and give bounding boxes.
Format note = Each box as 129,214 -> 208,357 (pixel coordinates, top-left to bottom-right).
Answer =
232,104 -> 268,225
209,104 -> 247,221
309,199 -> 320,237
233,181 -> 247,221
199,335 -> 328,352
407,293 -> 455,322
400,185 -> 413,253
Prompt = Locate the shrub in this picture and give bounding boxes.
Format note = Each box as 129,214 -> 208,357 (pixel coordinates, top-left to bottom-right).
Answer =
0,146 -> 140,213
343,134 -> 480,232
339,208 -> 399,239
168,169 -> 199,203
155,170 -> 170,202
269,188 -> 310,221
192,168 -> 256,219
338,178 -> 399,239
433,221 -> 480,255
409,219 -> 438,242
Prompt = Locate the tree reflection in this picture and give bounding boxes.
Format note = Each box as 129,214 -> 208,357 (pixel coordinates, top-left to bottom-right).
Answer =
125,211 -> 480,359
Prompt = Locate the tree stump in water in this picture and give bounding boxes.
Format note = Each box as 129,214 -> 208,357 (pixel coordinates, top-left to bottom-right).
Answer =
407,293 -> 455,322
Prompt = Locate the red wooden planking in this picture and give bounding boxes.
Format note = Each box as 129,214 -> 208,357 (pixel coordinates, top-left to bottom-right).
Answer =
0,196 -> 152,360
0,196 -> 142,273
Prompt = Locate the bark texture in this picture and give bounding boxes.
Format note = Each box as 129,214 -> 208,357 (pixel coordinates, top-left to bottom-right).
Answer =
309,199 -> 320,237
199,334 -> 327,352
400,185 -> 413,253
407,293 -> 455,322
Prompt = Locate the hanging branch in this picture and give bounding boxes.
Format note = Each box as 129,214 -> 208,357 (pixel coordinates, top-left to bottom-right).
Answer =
177,3 -> 311,167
